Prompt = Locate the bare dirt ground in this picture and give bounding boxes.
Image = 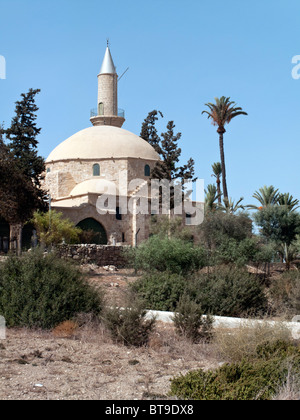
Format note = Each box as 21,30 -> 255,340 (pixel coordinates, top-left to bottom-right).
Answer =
0,266 -> 220,401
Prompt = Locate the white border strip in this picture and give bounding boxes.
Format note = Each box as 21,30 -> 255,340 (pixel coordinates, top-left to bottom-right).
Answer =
145,310 -> 300,339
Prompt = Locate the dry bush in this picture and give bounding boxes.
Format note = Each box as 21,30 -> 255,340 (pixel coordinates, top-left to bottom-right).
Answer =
72,313 -> 113,345
52,320 -> 79,338
269,270 -> 300,317
148,323 -> 216,367
213,321 -> 292,363
272,368 -> 300,400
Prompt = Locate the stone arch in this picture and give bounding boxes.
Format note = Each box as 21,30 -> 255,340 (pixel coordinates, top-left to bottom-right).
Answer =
76,218 -> 108,245
0,218 -> 10,253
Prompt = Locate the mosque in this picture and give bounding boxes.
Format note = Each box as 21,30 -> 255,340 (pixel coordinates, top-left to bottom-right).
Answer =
0,45 -> 203,252
45,45 -> 164,246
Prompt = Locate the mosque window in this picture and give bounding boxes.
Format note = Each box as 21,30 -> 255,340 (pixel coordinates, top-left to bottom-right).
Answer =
144,164 -> 151,177
46,168 -> 51,173
116,207 -> 122,220
98,102 -> 104,115
93,163 -> 100,176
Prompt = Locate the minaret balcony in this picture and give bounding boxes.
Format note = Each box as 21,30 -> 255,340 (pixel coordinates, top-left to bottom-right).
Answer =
90,108 -> 125,119
90,108 -> 126,128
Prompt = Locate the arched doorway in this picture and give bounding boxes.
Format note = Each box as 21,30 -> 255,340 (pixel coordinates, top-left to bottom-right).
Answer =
76,218 -> 108,245
0,218 -> 10,253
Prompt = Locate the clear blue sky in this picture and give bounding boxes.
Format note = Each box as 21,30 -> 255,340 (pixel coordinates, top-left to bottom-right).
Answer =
0,0 -> 299,208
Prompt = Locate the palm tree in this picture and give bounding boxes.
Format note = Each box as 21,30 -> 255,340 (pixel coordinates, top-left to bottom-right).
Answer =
217,197 -> 245,214
278,193 -> 300,212
248,185 -> 280,210
211,162 -> 222,204
202,97 -> 248,203
205,184 -> 220,212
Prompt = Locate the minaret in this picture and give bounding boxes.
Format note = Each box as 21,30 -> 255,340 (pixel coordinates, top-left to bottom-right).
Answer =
90,43 -> 125,128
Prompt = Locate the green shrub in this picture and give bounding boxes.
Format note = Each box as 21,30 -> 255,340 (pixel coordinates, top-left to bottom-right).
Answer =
198,212 -> 274,267
0,249 -> 103,329
173,295 -> 214,343
131,272 -> 186,311
189,265 -> 268,317
198,212 -> 252,247
132,266 -> 267,317
126,235 -> 206,274
102,297 -> 156,347
213,237 -> 273,266
170,340 -> 300,400
32,210 -> 82,247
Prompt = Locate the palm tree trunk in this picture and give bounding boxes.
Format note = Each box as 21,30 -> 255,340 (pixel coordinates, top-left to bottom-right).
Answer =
218,129 -> 228,202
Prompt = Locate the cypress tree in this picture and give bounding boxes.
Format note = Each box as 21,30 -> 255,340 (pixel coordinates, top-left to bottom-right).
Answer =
6,88 -> 45,192
141,110 -> 196,183
140,109 -> 163,155
0,89 -> 47,251
140,110 -> 196,210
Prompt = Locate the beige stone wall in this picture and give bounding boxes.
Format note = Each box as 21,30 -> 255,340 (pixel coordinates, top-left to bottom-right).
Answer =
52,199 -> 201,247
44,155 -> 202,247
45,157 -> 156,199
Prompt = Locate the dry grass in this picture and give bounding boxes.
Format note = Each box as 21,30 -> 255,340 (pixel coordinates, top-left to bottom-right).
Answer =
272,369 -> 300,400
1,265 -> 299,400
52,321 -> 79,338
0,321 -> 219,400
212,320 -> 292,363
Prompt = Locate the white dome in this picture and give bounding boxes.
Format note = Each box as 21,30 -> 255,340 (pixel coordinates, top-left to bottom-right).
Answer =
70,179 -> 118,196
46,126 -> 159,162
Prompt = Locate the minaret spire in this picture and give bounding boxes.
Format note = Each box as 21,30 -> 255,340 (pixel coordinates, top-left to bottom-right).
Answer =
100,45 -> 116,75
90,43 -> 125,128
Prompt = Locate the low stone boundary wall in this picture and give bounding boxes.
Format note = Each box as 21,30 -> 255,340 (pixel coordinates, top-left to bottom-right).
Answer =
57,244 -> 129,268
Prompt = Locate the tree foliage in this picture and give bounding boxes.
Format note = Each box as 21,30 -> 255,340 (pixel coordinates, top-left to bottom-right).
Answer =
0,89 -> 47,226
202,97 -> 247,202
211,162 -> 222,203
141,110 -> 196,183
140,109 -> 163,154
32,210 -> 82,247
254,205 -> 300,246
6,89 -> 45,189
248,185 -> 280,210
127,235 -> 206,275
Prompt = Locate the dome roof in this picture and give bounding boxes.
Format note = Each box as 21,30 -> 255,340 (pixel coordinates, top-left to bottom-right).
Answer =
70,179 -> 118,196
46,126 -> 159,163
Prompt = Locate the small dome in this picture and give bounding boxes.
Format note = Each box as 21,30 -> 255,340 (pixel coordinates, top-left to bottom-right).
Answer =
70,179 -> 118,196
46,126 -> 159,162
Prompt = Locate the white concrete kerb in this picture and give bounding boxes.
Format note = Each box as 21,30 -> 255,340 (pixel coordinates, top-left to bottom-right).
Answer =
0,316 -> 6,340
145,310 -> 300,339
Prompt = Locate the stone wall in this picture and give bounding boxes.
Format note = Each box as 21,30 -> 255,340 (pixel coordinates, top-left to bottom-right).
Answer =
57,244 -> 130,268
45,158 -> 156,200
